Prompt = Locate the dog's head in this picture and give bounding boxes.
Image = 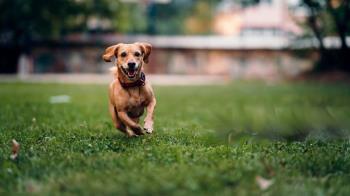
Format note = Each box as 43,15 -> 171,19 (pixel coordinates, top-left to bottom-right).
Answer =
103,42 -> 152,80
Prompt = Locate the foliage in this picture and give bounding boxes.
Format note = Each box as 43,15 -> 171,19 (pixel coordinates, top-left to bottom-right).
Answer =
0,0 -> 117,73
0,0 -> 348,40
293,0 -> 350,72
301,0 -> 350,49
184,1 -> 214,35
112,0 -> 219,35
0,0 -> 219,39
0,0 -> 84,42
104,2 -> 147,34
0,82 -> 350,195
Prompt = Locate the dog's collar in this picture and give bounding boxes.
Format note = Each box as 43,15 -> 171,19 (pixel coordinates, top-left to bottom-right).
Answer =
119,72 -> 146,88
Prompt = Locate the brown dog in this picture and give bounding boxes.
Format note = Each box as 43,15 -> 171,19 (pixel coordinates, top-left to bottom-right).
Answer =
103,42 -> 156,137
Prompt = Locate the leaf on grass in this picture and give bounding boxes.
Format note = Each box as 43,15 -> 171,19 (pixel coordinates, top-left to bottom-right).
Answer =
255,176 -> 273,190
10,139 -> 20,160
49,95 -> 71,104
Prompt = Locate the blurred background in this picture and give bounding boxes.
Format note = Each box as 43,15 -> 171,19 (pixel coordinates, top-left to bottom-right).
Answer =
0,0 -> 349,83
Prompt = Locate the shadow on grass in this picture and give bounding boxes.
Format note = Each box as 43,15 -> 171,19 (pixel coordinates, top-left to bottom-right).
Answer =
212,108 -> 350,143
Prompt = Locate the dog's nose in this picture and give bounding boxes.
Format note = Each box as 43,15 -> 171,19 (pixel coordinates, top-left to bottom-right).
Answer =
128,62 -> 136,70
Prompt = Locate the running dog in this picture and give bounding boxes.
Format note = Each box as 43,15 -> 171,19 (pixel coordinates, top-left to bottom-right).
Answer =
103,42 -> 156,137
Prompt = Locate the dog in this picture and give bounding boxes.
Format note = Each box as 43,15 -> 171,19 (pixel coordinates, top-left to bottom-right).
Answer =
103,42 -> 156,137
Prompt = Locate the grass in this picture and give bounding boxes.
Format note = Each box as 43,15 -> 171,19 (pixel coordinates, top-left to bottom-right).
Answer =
0,82 -> 350,195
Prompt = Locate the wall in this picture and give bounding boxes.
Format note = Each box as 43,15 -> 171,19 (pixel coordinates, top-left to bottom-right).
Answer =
28,46 -> 316,81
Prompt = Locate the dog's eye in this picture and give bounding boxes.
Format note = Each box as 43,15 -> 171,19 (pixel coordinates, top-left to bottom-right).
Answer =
134,52 -> 141,57
120,52 -> 127,57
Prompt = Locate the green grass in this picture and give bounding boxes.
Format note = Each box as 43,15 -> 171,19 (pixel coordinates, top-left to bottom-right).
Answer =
0,82 -> 350,195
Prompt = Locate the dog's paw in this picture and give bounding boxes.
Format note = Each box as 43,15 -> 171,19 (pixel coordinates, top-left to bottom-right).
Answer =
131,125 -> 144,135
144,127 -> 153,134
144,120 -> 153,134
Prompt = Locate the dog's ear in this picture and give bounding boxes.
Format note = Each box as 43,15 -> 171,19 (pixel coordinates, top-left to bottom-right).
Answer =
136,42 -> 152,64
103,44 -> 122,62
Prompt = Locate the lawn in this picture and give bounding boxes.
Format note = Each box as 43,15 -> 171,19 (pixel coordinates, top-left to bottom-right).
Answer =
0,82 -> 350,195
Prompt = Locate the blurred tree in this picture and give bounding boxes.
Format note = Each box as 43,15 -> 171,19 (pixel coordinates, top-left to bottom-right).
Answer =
185,1 -> 214,34
150,0 -> 195,35
240,0 -> 261,7
106,1 -> 147,34
0,0 -> 218,73
110,0 -> 219,35
240,0 -> 350,72
301,0 -> 350,71
146,1 -> 186,35
326,0 -> 349,49
0,0 -> 117,73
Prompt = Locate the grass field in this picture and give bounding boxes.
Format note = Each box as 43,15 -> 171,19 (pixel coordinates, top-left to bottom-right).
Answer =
0,82 -> 350,195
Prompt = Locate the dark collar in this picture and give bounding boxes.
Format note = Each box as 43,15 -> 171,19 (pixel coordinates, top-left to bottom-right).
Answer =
118,72 -> 146,88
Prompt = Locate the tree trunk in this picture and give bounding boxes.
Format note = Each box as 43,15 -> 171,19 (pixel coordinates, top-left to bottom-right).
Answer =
307,8 -> 325,51
327,0 -> 349,50
342,0 -> 349,49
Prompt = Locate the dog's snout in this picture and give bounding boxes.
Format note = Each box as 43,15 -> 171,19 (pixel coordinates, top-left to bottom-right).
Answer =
128,62 -> 136,70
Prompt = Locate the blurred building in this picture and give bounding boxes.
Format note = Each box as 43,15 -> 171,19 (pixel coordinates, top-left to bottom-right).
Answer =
214,0 -> 303,37
22,34 -> 317,82
15,0 -> 319,81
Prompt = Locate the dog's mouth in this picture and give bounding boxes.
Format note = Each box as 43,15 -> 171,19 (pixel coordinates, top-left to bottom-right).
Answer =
121,67 -> 138,79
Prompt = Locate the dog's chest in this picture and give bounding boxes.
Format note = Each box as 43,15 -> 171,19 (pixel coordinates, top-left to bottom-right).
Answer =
126,88 -> 146,107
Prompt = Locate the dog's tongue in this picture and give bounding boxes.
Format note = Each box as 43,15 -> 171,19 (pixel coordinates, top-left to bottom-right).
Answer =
128,70 -> 135,77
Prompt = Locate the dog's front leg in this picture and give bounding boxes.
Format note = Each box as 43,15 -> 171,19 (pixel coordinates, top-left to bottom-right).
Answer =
144,97 -> 156,134
117,111 -> 143,135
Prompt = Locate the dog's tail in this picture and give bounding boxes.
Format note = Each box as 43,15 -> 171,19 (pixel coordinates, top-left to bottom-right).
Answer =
109,66 -> 118,79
